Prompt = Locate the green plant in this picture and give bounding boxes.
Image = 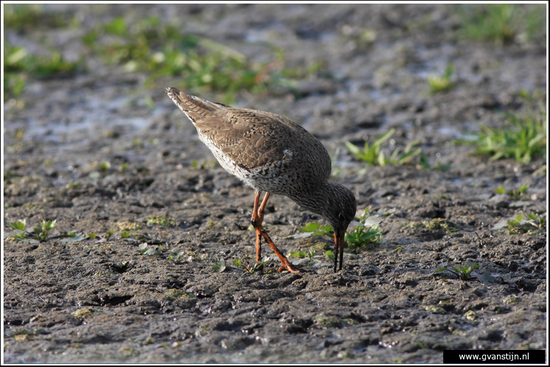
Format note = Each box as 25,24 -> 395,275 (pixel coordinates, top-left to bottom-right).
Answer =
345,129 -> 422,166
4,42 -> 79,100
505,213 -> 545,235
118,163 -> 129,172
245,259 -> 270,274
503,295 -> 519,304
299,222 -> 334,237
290,251 -> 307,259
233,259 -> 242,266
454,97 -> 546,163
80,16 -> 309,102
495,184 -> 528,201
289,250 -> 316,262
4,4 -> 69,32
147,215 -> 176,227
387,140 -> 423,165
299,207 -> 384,250
345,207 -> 382,249
434,263 -> 479,280
6,219 -> 64,242
167,249 -> 185,264
165,289 -> 195,299
427,63 -> 454,94
458,4 -> 545,44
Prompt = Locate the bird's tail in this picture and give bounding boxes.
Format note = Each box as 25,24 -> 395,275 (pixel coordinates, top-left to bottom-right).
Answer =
165,87 -> 227,124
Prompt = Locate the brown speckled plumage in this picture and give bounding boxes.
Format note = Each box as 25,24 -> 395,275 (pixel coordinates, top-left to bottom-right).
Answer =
166,87 -> 356,272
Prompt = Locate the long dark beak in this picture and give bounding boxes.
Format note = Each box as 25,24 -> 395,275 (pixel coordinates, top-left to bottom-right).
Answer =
333,229 -> 346,272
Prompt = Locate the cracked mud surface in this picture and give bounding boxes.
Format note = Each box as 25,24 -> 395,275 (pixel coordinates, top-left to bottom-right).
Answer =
3,4 -> 547,363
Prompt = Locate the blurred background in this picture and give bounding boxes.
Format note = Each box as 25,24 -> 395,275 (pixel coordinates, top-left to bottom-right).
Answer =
3,4 -> 547,363
4,3 -> 546,166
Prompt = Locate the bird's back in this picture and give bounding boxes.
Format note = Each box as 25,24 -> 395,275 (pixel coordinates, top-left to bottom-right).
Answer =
166,87 -> 332,196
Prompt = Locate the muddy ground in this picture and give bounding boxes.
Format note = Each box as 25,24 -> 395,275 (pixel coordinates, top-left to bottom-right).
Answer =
3,4 -> 547,363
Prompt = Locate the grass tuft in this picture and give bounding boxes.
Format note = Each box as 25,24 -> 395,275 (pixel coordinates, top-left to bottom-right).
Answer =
345,207 -> 382,249
434,263 -> 479,281
454,93 -> 546,163
427,63 -> 454,94
345,129 -> 422,166
505,213 -> 545,235
4,42 -> 80,100
458,4 -> 545,44
80,16 -> 310,102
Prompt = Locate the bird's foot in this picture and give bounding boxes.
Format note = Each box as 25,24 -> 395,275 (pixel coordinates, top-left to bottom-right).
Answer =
278,261 -> 301,274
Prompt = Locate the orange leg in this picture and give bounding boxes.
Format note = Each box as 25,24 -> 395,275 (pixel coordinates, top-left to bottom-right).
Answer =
250,190 -> 300,273
251,191 -> 263,261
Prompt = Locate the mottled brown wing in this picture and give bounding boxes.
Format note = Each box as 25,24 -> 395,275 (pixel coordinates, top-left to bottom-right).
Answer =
195,108 -> 300,171
166,87 -> 331,178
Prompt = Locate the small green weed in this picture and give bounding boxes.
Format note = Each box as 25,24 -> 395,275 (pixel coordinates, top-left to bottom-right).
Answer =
299,222 -> 334,237
345,207 -> 382,249
495,184 -> 528,201
290,250 -> 307,258
246,259 -> 270,274
345,129 -> 422,166
81,16 -> 308,101
4,42 -> 79,100
427,63 -> 454,94
6,219 -> 64,242
118,163 -> 129,172
233,259 -> 242,266
505,213 -> 545,235
34,220 -> 56,241
99,162 -> 111,171
324,250 -> 335,261
72,307 -> 95,319
434,263 -> 479,280
503,295 -> 519,304
299,207 -> 384,250
167,249 -> 185,264
115,221 -> 142,231
165,289 -> 195,299
147,215 -> 176,227
4,4 -> 69,32
458,4 -> 545,44
455,99 -> 546,163
289,250 -> 315,261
